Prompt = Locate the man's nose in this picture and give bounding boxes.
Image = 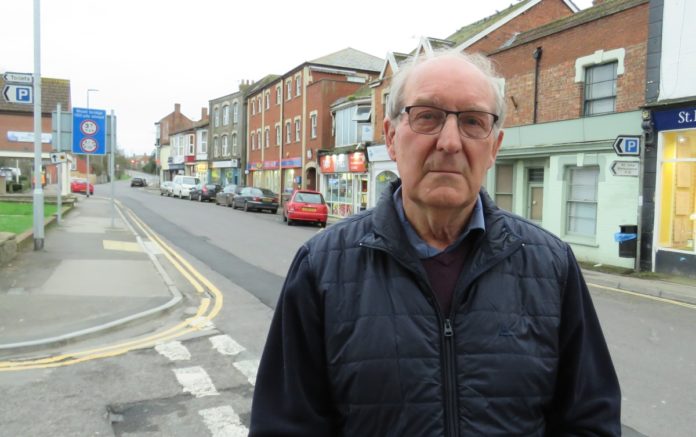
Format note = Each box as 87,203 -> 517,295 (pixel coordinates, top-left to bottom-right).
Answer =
436,114 -> 463,153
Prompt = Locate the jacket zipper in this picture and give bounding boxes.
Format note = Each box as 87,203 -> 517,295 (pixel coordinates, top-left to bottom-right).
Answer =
443,318 -> 458,437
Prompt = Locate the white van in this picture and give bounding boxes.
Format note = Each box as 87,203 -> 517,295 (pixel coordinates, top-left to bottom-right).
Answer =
172,175 -> 200,199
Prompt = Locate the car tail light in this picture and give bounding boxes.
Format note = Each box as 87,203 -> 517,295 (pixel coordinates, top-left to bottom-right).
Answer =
202,187 -> 208,193
253,196 -> 261,201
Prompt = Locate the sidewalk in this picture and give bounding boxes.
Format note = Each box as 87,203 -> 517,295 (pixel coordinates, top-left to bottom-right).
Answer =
0,195 -> 182,358
0,194 -> 694,360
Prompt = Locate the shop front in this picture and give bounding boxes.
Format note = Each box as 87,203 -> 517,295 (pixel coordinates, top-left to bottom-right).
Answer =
281,157 -> 302,202
366,144 -> 399,207
651,106 -> 696,276
247,160 -> 280,194
211,159 -> 240,186
167,156 -> 184,179
318,151 -> 367,218
195,162 -> 209,183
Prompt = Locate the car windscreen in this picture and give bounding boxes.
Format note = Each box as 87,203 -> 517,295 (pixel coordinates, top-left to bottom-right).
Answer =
260,189 -> 275,197
295,193 -> 323,204
182,177 -> 199,185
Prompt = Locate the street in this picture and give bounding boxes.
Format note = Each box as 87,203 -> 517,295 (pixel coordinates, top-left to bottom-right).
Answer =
0,179 -> 694,436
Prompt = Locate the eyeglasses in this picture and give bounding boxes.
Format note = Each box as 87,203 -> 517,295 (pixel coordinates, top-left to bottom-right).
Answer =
401,105 -> 499,139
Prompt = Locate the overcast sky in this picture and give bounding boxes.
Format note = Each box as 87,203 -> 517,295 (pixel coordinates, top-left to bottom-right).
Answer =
1,0 -> 593,156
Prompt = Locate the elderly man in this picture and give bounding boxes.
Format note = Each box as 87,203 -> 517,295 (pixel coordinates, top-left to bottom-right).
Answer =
250,50 -> 621,436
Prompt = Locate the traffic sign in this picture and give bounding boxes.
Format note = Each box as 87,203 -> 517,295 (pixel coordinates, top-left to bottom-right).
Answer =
612,135 -> 641,156
3,72 -> 33,84
72,107 -> 106,155
3,84 -> 33,104
610,160 -> 640,177
50,152 -> 67,164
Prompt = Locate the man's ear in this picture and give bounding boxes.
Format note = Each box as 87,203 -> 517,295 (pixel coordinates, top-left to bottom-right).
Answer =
487,129 -> 504,169
384,117 -> 397,161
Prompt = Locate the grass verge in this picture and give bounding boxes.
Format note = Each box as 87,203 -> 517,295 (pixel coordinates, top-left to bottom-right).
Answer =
0,202 -> 58,234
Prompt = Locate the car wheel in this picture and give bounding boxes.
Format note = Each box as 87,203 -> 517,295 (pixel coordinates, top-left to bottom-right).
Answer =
287,218 -> 293,226
271,209 -> 278,214
319,221 -> 326,228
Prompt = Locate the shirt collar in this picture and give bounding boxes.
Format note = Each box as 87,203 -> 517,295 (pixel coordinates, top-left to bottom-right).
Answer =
393,186 -> 485,259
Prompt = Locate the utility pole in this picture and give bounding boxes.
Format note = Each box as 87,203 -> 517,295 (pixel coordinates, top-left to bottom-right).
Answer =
85,88 -> 98,197
32,0 -> 44,250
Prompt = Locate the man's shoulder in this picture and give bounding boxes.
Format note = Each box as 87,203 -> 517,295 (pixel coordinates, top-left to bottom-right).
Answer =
305,208 -> 376,253
489,207 -> 568,253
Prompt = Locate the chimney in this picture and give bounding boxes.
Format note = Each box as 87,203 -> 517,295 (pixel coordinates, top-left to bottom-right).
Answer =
174,103 -> 181,113
201,107 -> 208,120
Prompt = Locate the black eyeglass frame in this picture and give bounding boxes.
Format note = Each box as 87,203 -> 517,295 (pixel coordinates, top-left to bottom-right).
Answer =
400,105 -> 500,139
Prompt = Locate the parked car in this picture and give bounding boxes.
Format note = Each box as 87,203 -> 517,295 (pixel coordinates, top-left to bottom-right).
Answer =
171,175 -> 200,198
70,178 -> 94,195
130,177 -> 146,187
160,181 -> 173,196
283,190 -> 328,227
215,184 -> 243,206
189,183 -> 222,202
232,187 -> 279,213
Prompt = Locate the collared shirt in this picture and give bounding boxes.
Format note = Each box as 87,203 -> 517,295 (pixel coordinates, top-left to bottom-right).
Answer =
393,187 -> 486,259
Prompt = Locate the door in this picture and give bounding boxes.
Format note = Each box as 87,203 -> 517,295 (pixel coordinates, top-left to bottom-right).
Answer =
528,184 -> 543,224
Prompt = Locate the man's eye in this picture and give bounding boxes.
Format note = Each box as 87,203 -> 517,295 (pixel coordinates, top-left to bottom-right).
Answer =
416,111 -> 439,120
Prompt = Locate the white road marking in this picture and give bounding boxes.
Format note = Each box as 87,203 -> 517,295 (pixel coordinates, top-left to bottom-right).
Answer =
199,406 -> 249,437
233,359 -> 259,386
173,366 -> 219,397
155,341 -> 191,361
188,316 -> 216,330
209,335 -> 245,356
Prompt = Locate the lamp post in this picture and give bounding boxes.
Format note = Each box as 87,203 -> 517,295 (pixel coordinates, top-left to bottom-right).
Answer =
32,0 -> 44,250
85,88 -> 98,197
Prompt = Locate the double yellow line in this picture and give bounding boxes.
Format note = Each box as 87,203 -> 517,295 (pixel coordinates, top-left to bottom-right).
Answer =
0,202 -> 223,371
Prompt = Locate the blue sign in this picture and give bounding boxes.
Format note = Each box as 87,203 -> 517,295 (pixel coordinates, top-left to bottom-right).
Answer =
613,135 -> 641,156
2,84 -> 33,104
652,106 -> 696,131
72,107 -> 106,155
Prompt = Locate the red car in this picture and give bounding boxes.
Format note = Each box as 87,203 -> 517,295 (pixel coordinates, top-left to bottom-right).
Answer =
70,178 -> 94,195
283,190 -> 328,227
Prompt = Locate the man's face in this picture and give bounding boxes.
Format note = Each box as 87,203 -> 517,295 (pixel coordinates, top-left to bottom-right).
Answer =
384,57 -> 503,212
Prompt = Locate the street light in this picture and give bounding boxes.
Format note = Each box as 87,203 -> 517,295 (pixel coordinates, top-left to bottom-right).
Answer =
85,88 -> 98,198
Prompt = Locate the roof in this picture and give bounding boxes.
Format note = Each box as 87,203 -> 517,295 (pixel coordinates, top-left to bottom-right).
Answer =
446,0 -> 538,46
245,74 -> 281,97
0,76 -> 71,114
330,84 -> 372,108
491,0 -> 648,53
309,47 -> 383,72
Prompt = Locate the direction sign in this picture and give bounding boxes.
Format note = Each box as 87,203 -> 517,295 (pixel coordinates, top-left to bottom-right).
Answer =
612,135 -> 641,156
72,107 -> 106,155
50,152 -> 67,164
610,160 -> 640,177
3,72 -> 33,84
3,84 -> 33,104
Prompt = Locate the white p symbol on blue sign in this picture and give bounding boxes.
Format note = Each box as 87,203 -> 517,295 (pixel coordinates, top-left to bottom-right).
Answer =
624,138 -> 639,154
16,87 -> 31,102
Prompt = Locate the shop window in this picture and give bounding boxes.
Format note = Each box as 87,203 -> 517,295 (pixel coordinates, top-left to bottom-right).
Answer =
658,132 -> 696,251
325,173 -> 354,217
584,62 -> 617,116
566,166 -> 599,237
495,164 -> 513,211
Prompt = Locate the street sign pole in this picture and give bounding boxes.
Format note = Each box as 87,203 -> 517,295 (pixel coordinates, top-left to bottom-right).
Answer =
56,103 -> 62,224
110,110 -> 116,228
32,0 -> 44,251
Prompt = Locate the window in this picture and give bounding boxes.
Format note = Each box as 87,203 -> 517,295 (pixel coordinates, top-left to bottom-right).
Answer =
232,102 -> 239,123
295,74 -> 301,97
275,124 -> 281,146
231,133 -> 238,156
214,107 -> 220,127
257,96 -> 262,112
566,166 -> 599,237
495,164 -> 513,211
285,120 -> 292,144
353,106 -> 371,122
222,135 -> 229,156
584,62 -> 617,116
222,105 -> 229,125
187,134 -> 194,155
657,132 -> 696,250
295,117 -> 301,142
265,91 -> 270,110
264,128 -> 270,148
310,112 -> 317,139
286,80 -> 292,100
251,99 -> 256,115
250,132 -> 255,150
276,85 -> 282,104
257,129 -> 262,148
213,136 -> 220,157
199,130 -> 207,154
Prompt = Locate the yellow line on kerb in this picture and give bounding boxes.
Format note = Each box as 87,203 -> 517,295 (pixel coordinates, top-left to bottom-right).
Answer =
588,282 -> 696,310
0,201 -> 223,371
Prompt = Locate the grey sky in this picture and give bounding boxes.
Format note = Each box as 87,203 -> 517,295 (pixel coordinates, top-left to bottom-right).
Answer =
1,0 -> 592,156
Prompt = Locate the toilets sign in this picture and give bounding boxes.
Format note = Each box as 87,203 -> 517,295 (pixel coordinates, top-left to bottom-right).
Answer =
72,107 -> 106,155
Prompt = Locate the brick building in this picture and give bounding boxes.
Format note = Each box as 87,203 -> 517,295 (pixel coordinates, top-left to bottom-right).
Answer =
155,103 -> 194,181
244,48 -> 382,198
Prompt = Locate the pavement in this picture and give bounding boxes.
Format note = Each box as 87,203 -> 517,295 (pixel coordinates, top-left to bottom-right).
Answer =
1,189 -> 695,361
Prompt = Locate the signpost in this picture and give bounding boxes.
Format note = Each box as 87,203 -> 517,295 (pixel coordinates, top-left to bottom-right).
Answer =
3,84 -> 33,104
612,135 -> 641,156
3,72 -> 33,84
610,160 -> 640,177
72,107 -> 106,155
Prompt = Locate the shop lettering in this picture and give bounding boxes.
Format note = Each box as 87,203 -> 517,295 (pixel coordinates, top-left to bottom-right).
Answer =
677,110 -> 696,124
